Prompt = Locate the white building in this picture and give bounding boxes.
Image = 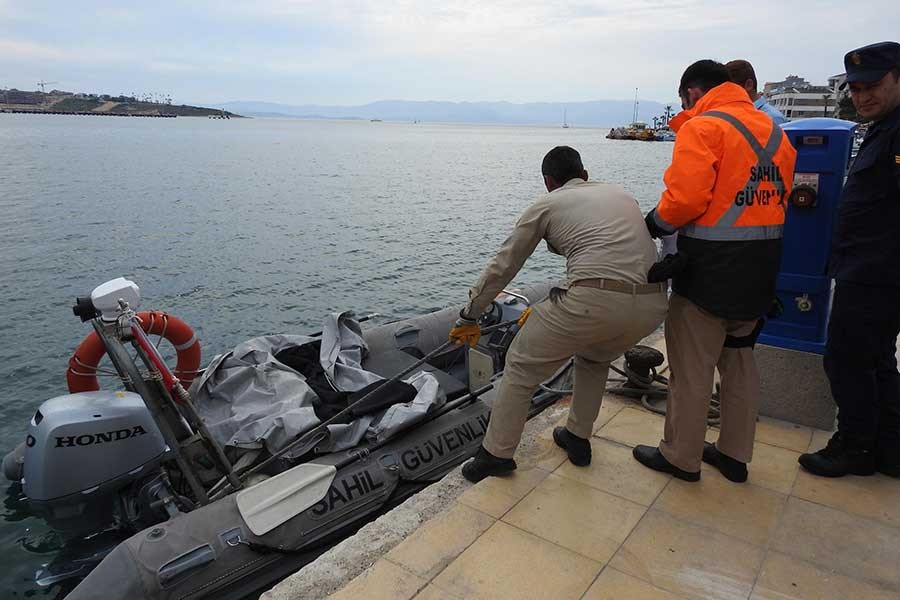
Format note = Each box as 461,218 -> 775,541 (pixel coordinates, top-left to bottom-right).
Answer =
767,85 -> 836,120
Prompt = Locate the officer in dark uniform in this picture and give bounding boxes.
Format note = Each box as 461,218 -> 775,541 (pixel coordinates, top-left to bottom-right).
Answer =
799,41 -> 900,478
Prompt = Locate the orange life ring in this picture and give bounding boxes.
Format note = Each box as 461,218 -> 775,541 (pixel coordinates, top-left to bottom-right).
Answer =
66,310 -> 201,393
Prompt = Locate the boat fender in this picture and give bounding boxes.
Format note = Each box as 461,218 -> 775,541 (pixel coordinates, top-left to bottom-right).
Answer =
66,311 -> 201,393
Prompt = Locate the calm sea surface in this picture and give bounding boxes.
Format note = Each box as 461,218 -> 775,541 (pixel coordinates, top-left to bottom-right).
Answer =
0,114 -> 672,596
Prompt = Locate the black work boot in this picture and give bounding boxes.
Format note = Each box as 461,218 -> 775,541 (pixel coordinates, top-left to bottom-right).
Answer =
552,427 -> 592,466
632,445 -> 700,482
875,446 -> 900,478
702,442 -> 748,483
798,433 -> 876,478
461,446 -> 517,483
877,460 -> 900,478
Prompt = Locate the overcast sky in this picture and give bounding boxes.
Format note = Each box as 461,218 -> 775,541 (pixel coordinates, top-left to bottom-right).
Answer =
2,1 -> 897,106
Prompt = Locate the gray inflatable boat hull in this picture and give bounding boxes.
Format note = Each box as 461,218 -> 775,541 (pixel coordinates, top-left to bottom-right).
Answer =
65,283 -> 556,599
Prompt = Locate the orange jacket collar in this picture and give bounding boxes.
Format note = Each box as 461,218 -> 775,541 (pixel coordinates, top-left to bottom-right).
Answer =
668,82 -> 754,133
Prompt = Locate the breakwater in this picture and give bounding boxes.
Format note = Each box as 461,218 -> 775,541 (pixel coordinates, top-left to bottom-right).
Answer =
1,108 -> 177,117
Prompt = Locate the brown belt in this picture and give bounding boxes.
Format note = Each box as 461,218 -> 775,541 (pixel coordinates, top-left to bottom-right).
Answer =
570,278 -> 666,295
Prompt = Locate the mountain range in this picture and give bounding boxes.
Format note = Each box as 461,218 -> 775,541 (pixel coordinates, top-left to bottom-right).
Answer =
209,99 -> 676,127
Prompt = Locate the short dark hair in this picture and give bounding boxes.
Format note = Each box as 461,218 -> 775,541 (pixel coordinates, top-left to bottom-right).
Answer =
679,60 -> 730,98
541,146 -> 584,184
725,59 -> 758,90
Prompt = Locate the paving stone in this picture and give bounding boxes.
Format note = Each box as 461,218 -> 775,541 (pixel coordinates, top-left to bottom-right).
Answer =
652,476 -> 787,547
502,473 -> 646,563
387,503 -> 496,579
328,559 -> 426,600
590,395 -> 630,433
555,437 -> 670,506
771,497 -> 900,592
807,428 -> 833,453
456,465 -> 549,518
432,521 -> 602,600
745,441 -> 800,494
412,583 -> 464,600
597,407 -> 666,448
792,469 -> 900,528
583,567 -> 685,600
610,510 -> 765,600
750,551 -> 898,600
754,415 -> 813,453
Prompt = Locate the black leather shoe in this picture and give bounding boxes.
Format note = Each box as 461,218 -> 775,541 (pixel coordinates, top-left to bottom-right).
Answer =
798,433 -> 876,478
552,427 -> 591,466
702,442 -> 748,483
461,447 -> 517,483
632,445 -> 700,482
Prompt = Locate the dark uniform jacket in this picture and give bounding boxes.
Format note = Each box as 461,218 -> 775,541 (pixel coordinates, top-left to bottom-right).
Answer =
828,105 -> 900,288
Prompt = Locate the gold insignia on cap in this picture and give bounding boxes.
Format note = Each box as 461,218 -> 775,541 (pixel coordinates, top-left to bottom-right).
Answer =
895,155 -> 900,164
851,52 -> 863,65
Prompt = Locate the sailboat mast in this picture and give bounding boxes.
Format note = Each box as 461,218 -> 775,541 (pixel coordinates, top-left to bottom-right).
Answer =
632,88 -> 638,124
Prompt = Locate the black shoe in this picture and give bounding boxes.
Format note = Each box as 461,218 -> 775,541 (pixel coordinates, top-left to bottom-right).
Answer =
552,427 -> 592,466
798,433 -> 876,478
876,444 -> 900,478
702,442 -> 748,483
461,447 -> 517,483
632,445 -> 700,482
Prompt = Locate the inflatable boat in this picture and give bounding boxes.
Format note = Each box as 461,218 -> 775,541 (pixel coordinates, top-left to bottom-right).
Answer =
2,277 -> 566,599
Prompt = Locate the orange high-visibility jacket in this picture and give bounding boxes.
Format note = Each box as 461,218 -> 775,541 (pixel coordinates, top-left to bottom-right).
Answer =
651,82 -> 797,241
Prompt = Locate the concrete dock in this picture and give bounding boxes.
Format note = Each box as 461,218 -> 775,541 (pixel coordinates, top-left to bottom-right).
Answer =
263,340 -> 900,600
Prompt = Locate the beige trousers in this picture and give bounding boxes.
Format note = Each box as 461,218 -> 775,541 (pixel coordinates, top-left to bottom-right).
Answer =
482,286 -> 668,459
659,294 -> 761,472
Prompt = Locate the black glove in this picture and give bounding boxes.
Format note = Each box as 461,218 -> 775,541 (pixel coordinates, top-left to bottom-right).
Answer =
647,252 -> 688,283
767,297 -> 784,319
645,209 -> 674,239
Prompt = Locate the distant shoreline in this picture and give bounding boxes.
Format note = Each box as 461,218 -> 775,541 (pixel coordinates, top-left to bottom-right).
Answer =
1,88 -> 243,118
2,108 -> 177,118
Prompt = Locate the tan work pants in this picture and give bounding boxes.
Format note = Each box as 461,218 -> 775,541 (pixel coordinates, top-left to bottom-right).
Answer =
482,286 -> 668,459
659,294 -> 761,472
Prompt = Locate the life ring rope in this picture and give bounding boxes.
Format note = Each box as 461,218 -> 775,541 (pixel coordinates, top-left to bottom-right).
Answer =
66,311 -> 201,393
71,356 -> 119,376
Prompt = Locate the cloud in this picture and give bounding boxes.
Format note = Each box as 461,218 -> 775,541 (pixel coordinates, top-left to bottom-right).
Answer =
145,61 -> 201,74
1,0 -> 897,104
0,38 -> 67,61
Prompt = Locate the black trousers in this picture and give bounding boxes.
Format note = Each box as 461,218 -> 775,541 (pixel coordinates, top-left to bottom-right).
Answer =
824,280 -> 900,460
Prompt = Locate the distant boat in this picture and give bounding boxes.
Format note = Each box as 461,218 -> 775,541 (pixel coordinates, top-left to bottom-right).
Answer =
562,108 -> 569,129
654,126 -> 676,142
370,118 -> 382,122
607,121 -> 655,141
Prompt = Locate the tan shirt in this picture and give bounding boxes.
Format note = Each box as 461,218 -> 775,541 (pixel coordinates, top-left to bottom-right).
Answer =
465,178 -> 659,317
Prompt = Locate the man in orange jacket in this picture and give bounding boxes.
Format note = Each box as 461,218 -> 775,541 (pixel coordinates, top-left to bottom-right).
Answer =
633,60 -> 796,482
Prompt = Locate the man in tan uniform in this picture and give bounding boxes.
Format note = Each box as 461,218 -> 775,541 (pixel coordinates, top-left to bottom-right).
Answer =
450,146 -> 668,482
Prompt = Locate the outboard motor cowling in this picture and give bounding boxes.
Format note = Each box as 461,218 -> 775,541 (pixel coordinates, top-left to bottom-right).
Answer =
22,391 -> 166,535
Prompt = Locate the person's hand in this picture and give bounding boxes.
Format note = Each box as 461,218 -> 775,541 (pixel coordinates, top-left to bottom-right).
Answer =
449,315 -> 480,347
517,307 -> 533,327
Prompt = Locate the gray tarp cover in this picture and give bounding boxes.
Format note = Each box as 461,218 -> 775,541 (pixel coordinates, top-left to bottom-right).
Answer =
190,312 -> 445,457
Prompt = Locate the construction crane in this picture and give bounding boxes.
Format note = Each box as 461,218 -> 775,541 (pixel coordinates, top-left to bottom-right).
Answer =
37,80 -> 58,93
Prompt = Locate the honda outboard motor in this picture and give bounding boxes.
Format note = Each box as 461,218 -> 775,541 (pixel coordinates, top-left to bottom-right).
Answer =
10,391 -> 166,536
